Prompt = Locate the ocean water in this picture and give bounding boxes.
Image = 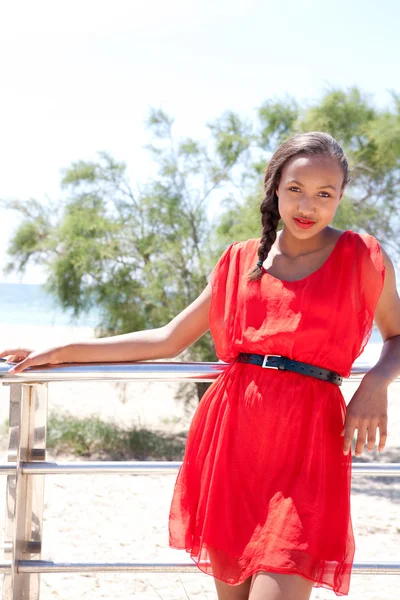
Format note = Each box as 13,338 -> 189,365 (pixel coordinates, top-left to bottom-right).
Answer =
0,283 -> 100,327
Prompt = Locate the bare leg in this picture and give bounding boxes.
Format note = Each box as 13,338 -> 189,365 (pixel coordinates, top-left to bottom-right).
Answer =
249,571 -> 314,600
208,546 -> 252,600
213,576 -> 252,600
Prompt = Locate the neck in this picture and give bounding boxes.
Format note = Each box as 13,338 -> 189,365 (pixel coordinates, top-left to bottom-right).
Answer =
278,226 -> 335,258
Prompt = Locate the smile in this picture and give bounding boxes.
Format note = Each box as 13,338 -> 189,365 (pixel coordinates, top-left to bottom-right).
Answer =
293,218 -> 315,229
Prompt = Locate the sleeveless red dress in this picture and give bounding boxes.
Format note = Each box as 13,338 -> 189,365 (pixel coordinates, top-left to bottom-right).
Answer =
168,229 -> 385,596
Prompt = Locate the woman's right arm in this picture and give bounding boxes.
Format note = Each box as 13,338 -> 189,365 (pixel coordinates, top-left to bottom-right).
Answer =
1,283 -> 213,374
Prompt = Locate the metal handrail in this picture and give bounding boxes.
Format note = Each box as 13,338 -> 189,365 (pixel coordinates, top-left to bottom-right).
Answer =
0,559 -> 395,576
0,360 -> 398,598
0,359 -> 377,383
0,461 -> 399,476
0,560 -> 397,575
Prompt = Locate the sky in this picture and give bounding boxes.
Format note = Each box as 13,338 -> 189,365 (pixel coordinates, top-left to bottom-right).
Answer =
0,0 -> 399,283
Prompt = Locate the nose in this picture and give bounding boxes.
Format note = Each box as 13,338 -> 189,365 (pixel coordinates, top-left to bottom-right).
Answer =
297,194 -> 315,215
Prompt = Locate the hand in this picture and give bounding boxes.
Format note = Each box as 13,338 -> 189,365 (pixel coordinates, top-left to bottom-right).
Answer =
342,372 -> 388,456
0,346 -> 66,374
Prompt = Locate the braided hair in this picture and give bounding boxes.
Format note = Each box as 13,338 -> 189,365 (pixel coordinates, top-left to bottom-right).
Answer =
247,132 -> 350,282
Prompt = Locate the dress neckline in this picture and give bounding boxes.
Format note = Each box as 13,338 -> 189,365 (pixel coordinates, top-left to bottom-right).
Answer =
258,229 -> 349,284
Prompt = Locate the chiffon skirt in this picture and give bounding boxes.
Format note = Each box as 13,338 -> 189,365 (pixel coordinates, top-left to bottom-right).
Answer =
168,362 -> 355,596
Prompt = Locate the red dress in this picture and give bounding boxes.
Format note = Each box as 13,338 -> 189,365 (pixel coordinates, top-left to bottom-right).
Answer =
168,229 -> 385,596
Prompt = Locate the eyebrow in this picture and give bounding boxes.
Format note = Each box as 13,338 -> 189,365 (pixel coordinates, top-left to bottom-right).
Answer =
287,179 -> 337,192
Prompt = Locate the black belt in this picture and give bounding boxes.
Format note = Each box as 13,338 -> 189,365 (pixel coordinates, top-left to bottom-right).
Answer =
236,353 -> 343,386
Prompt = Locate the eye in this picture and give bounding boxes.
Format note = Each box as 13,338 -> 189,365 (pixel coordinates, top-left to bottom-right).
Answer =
288,187 -> 331,198
289,186 -> 331,198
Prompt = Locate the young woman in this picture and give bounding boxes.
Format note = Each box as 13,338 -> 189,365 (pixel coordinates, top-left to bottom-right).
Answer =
2,132 -> 399,600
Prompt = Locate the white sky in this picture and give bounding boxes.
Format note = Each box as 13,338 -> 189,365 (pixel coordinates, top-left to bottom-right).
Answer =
0,0 -> 398,283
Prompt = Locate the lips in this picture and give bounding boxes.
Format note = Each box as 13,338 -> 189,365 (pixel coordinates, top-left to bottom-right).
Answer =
294,218 -> 315,224
293,217 -> 316,229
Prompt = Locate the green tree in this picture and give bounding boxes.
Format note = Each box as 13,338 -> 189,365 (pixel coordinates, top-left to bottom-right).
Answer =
1,108 -> 254,404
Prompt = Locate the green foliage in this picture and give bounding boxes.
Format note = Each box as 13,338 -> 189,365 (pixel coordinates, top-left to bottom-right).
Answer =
145,107 -> 175,138
46,412 -> 187,460
0,198 -> 54,274
258,97 -> 300,149
2,111 -> 236,378
207,110 -> 254,168
300,87 -> 376,146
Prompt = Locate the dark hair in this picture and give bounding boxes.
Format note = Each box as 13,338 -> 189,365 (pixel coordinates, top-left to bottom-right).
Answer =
247,131 -> 350,281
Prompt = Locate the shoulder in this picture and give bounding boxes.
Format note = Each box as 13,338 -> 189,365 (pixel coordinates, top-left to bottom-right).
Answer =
346,228 -> 382,249
231,238 -> 258,249
344,231 -> 391,305
219,238 -> 258,257
347,229 -> 390,269
210,238 -> 258,277
210,239 -> 251,282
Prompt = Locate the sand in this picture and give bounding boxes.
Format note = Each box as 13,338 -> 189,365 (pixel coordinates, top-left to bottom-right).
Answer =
0,324 -> 398,598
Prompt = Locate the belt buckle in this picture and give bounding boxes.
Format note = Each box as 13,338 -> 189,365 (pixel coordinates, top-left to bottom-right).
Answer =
261,355 -> 281,369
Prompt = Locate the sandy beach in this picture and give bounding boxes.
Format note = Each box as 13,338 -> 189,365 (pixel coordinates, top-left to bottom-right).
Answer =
0,324 -> 398,598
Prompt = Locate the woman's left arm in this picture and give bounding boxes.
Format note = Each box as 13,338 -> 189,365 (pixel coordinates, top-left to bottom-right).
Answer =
342,247 -> 400,456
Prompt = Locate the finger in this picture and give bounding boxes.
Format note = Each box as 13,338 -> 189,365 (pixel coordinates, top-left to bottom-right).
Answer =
343,424 -> 356,455
8,351 -> 53,374
378,417 -> 388,452
354,423 -> 369,456
3,355 -> 22,364
8,358 -> 32,374
0,349 -> 31,361
1,352 -> 26,364
366,423 -> 378,451
0,350 -> 17,358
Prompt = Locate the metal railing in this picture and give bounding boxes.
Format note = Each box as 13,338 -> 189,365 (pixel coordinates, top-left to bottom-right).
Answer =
0,360 -> 399,598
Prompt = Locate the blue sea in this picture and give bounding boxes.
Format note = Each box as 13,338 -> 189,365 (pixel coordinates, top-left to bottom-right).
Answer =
0,283 -> 100,327
0,282 -> 384,343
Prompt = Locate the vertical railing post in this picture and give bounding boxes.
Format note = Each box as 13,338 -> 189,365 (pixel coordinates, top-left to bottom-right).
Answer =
2,382 -> 48,599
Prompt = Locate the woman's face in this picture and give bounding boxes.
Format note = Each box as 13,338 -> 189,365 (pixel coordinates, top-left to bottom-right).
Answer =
276,153 -> 345,238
